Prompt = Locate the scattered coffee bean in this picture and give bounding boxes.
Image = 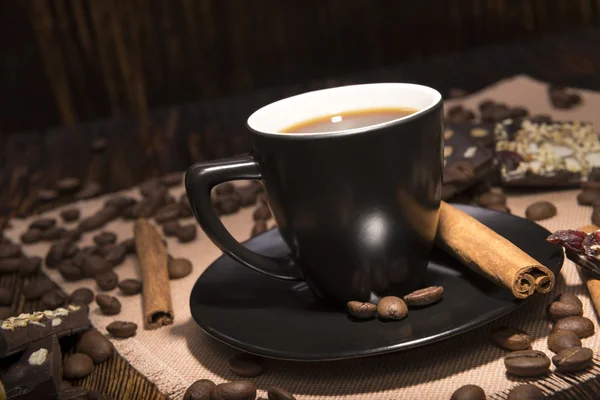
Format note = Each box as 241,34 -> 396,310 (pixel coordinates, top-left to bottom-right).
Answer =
0,288 -> 12,306
253,204 -> 272,220
0,243 -> 22,259
30,218 -> 57,231
578,190 -> 600,206
57,177 -> 81,192
93,231 -> 117,246
216,195 -> 241,215
509,106 -> 529,118
178,201 -> 193,218
82,255 -> 112,278
19,256 -> 41,277
236,185 -> 259,207
45,241 -> 70,267
96,270 -> 119,291
97,243 -> 119,257
105,245 -> 127,266
506,384 -> 543,400
42,289 -> 67,309
106,321 -> 138,338
37,188 -> 59,202
0,257 -> 23,273
63,353 -> 94,379
347,301 -> 377,319
403,286 -> 444,307
450,384 -> 486,400
155,203 -> 181,223
69,288 -> 95,305
59,259 -> 83,282
162,220 -> 181,237
504,350 -> 550,376
487,204 -> 511,213
177,224 -> 197,243
79,214 -> 108,232
491,326 -> 531,351
229,353 -> 265,377
377,296 -> 408,320
250,220 -> 268,238
525,201 -> 556,221
267,386 -> 297,400
547,330 -> 582,353
184,379 -> 216,400
121,238 -> 136,254
24,278 -> 54,300
478,192 -> 507,207
118,279 -> 142,295
530,114 -> 552,123
552,316 -> 595,338
215,183 -> 236,196
77,329 -> 115,363
20,229 -> 42,244
257,192 -> 268,205
0,306 -> 15,319
96,294 -> 121,315
61,228 -> 82,241
75,182 -> 103,200
552,346 -> 593,373
104,196 -> 137,211
168,258 -> 193,279
546,293 -> 583,321
139,178 -> 165,197
159,172 -> 183,187
212,380 -> 257,400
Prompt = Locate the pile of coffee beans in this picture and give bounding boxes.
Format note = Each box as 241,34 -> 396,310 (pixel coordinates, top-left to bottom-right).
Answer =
525,201 -> 557,221
347,286 -> 444,321
183,377 -> 297,400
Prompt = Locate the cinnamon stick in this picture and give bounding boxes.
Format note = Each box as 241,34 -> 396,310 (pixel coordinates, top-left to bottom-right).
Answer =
436,202 -> 555,299
134,219 -> 174,329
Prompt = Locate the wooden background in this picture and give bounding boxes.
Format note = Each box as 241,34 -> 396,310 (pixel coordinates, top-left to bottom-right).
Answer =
3,0 -> 600,133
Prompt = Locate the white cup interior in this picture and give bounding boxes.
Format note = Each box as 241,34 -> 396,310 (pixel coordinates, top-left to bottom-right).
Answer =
247,83 -> 442,137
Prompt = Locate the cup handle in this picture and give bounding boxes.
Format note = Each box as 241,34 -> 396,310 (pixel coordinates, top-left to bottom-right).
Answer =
185,155 -> 304,281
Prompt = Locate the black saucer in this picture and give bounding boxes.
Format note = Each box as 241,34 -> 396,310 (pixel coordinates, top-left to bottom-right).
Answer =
190,205 -> 563,361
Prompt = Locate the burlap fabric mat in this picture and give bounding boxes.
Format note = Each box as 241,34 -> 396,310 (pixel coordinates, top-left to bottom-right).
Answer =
4,76 -> 600,399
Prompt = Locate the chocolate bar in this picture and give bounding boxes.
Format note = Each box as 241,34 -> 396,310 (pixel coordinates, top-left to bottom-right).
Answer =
2,335 -> 61,400
495,119 -> 600,186
0,304 -> 90,358
446,122 -> 495,150
442,125 -> 494,200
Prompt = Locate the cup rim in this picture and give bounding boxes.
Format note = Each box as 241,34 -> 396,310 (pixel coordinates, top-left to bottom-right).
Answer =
246,83 -> 442,139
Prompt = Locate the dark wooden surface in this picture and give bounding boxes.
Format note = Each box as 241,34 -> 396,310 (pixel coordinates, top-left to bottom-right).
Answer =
1,28 -> 600,399
3,0 -> 600,132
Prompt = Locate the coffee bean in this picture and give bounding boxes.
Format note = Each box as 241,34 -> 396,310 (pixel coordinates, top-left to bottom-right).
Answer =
0,257 -> 24,273
61,228 -> 82,241
97,243 -> 119,257
65,242 -> 79,258
478,100 -> 495,111
525,201 -> 556,221
450,384 -> 486,400
121,238 -> 136,254
552,316 -> 595,338
139,178 -> 164,197
168,258 -> 193,279
552,346 -> 593,372
506,384 -> 543,400
253,204 -> 272,221
377,296 -> 408,320
59,259 -> 83,282
445,160 -> 475,184
256,192 -> 268,205
215,183 -> 236,196
93,231 -> 117,246
133,195 -> 165,218
530,114 -> 552,123
229,353 -> 265,377
19,256 -> 41,277
45,241 -> 69,267
106,321 -> 137,338
77,329 -> 115,363
478,192 -> 507,207
251,220 -> 268,237
63,353 -> 94,379
30,218 -> 56,231
96,270 -> 119,291
161,172 -> 183,187
578,190 -> 600,206
237,186 -> 259,207
75,182 -> 103,200
0,306 -> 15,319
162,220 -> 181,237
155,203 -> 181,223
347,301 -> 377,319
504,350 -> 550,376
267,386 -> 297,400
42,289 -> 67,309
547,330 -> 582,353
178,202 -> 193,219
24,277 -> 54,300
67,288 -> 94,305
38,188 -> 59,202
491,326 -> 531,351
487,204 -> 511,213
177,224 -> 197,243
96,294 -> 121,315
547,293 -> 583,321
105,245 -> 127,267
20,229 -> 42,244
104,196 -> 137,211
184,379 -> 216,400
212,381 -> 257,400
57,177 -> 81,192
122,205 -> 136,220
403,286 -> 444,307
509,106 -> 529,118
0,288 -> 12,306
118,279 -> 142,295
216,195 -> 241,215
79,214 -> 108,232
0,243 -> 22,259
82,255 -> 112,278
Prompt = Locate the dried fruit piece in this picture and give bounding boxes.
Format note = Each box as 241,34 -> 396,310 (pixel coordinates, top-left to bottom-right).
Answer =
582,230 -> 600,258
546,230 -> 586,254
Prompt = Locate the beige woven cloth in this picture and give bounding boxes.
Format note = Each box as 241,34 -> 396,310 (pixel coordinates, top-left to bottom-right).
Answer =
4,76 -> 600,399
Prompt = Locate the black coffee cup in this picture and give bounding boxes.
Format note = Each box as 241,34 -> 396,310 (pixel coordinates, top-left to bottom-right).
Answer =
186,83 -> 443,305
